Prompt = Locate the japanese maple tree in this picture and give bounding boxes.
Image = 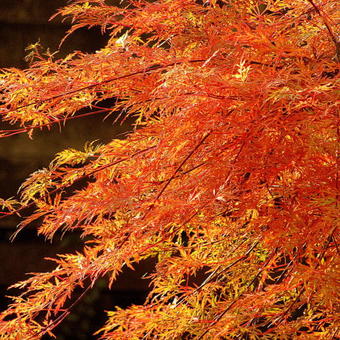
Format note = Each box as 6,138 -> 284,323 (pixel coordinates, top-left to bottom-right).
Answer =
0,0 -> 339,338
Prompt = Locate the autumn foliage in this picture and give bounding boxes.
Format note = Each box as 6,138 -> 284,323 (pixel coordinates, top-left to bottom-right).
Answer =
0,0 -> 339,338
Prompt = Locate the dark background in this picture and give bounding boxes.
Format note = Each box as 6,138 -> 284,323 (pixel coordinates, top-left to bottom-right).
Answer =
0,1 -> 151,338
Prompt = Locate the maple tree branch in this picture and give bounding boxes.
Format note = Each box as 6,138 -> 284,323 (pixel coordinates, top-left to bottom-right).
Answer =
0,91 -> 211,139
332,233 -> 339,255
172,237 -> 249,308
272,226 -> 338,327
152,131 -> 212,204
197,240 -> 269,339
1,59 -> 206,115
4,145 -> 157,239
28,282 -> 93,340
306,0 -> 339,60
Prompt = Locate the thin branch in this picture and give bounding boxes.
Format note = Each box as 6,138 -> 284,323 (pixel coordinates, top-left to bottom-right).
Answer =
27,282 -> 93,340
1,59 -> 205,115
272,226 -> 338,327
5,145 -> 156,239
197,245 -> 276,340
152,131 -> 212,204
172,237 -> 252,308
307,0 -> 339,60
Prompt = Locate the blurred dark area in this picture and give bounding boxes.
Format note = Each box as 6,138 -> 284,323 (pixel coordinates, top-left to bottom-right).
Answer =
0,1 -> 152,339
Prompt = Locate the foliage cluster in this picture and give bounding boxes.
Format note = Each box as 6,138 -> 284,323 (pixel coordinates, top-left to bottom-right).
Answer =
0,0 -> 338,338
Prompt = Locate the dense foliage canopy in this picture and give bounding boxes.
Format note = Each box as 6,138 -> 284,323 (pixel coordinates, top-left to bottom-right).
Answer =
0,0 -> 339,338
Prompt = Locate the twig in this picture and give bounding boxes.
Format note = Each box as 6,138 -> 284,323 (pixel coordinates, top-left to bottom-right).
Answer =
152,131 -> 212,205
1,59 -> 205,115
197,240 -> 265,339
6,145 -> 156,240
307,0 -> 339,60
